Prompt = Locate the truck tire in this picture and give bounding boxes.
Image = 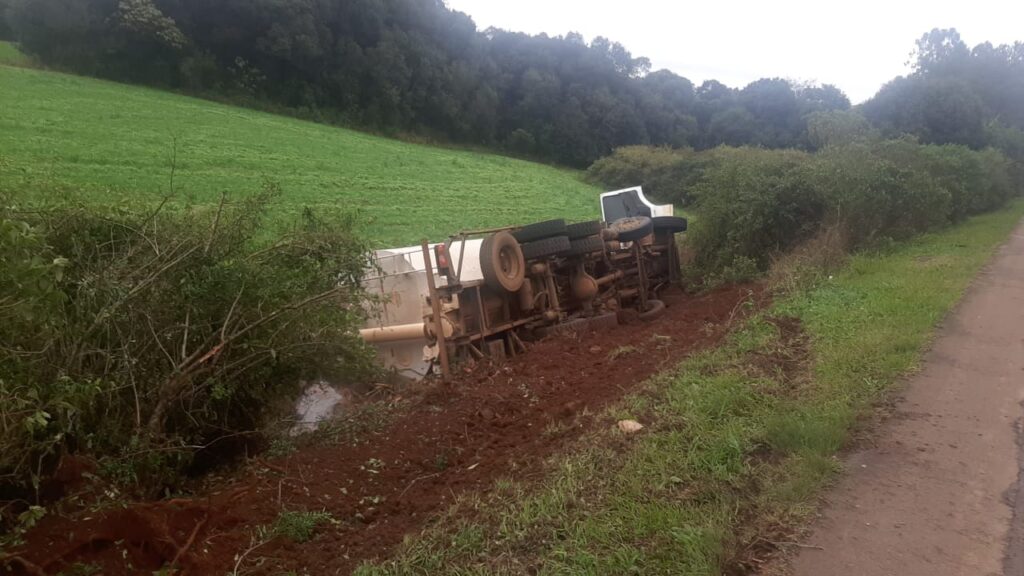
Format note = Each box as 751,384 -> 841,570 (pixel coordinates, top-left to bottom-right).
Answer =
652,216 -> 688,233
565,235 -> 605,257
586,312 -> 620,332
521,235 -> 570,260
513,219 -> 566,243
480,231 -> 526,292
609,216 -> 653,242
537,312 -> 618,338
638,299 -> 666,322
566,220 -> 603,239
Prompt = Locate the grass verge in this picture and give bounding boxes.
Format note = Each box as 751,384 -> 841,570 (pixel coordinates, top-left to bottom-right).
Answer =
352,199 -> 1024,575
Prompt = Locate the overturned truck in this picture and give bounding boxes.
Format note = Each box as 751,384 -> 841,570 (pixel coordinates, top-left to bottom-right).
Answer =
360,187 -> 687,380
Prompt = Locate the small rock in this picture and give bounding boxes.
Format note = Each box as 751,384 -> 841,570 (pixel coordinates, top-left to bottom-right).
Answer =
617,419 -> 644,434
589,345 -> 602,354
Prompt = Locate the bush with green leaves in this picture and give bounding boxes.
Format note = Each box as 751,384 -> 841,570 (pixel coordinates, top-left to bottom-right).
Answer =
589,139 -> 1019,279
687,147 -> 824,273
585,145 -> 714,206
811,141 -> 951,246
0,187 -> 377,499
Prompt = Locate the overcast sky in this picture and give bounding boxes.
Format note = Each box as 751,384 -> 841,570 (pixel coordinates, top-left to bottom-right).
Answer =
445,0 -> 1022,103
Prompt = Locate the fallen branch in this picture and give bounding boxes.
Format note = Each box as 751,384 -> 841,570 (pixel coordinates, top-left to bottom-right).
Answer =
399,472 -> 441,498
170,515 -> 208,568
0,554 -> 48,576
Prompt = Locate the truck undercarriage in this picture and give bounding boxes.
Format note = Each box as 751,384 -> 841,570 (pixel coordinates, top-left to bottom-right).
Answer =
360,187 -> 686,380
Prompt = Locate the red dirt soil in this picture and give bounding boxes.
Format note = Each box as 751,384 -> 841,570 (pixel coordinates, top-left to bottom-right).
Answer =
5,284 -> 761,575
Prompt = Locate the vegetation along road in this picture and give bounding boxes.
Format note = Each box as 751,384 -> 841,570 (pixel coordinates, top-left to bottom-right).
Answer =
785,220 -> 1024,576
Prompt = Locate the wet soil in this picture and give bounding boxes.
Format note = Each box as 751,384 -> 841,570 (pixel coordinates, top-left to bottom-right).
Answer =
6,284 -> 763,575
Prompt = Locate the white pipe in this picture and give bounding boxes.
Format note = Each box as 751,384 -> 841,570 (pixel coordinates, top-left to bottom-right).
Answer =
359,322 -> 426,343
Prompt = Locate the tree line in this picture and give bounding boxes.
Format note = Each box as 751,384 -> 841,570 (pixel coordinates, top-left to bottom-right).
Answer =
863,29 -> 1024,153
4,0 -> 852,166
2,3 -> 1023,167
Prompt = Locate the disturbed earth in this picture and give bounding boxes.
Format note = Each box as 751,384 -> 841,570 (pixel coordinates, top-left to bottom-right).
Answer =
6,284 -> 761,575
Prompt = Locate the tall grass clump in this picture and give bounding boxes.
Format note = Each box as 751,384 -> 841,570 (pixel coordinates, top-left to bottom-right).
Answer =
0,186 -> 377,502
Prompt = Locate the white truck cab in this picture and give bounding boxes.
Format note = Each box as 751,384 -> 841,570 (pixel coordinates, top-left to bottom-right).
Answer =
600,186 -> 673,222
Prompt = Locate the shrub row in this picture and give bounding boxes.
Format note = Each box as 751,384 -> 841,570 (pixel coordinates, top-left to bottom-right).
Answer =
587,139 -> 1022,277
0,188 -> 377,500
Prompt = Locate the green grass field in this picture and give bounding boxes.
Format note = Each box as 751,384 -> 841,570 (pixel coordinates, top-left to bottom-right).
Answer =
0,41 -> 29,66
0,60 -> 601,247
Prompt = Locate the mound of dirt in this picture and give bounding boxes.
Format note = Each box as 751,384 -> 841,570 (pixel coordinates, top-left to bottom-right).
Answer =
5,284 -> 762,575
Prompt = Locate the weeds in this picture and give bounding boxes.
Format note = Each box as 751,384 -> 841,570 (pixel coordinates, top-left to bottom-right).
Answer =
273,510 -> 334,543
607,345 -> 638,360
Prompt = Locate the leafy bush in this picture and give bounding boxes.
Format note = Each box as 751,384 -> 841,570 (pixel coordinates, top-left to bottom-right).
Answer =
0,188 -> 377,498
589,140 -> 1019,280
806,110 -> 876,150
687,148 -> 823,273
812,141 -> 951,246
585,145 -> 713,206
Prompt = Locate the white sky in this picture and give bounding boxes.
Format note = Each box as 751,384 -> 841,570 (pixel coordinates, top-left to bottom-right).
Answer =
445,0 -> 1023,103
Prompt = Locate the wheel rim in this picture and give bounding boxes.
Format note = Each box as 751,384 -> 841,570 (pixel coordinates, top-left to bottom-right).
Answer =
499,245 -> 520,281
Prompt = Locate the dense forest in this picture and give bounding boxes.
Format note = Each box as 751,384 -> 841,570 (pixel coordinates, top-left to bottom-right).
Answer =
4,2 -> 1022,166
0,0 -> 849,166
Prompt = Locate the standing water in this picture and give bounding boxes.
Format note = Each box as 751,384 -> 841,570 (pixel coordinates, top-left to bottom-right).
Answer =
291,380 -> 351,434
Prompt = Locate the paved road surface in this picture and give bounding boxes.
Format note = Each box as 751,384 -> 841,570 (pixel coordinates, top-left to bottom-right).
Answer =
789,221 -> 1024,576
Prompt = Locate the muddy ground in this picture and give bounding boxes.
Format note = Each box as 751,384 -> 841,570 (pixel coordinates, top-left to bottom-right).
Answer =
4,285 -> 761,575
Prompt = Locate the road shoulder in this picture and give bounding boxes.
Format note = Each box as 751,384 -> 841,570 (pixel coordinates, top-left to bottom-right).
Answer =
786,222 -> 1024,576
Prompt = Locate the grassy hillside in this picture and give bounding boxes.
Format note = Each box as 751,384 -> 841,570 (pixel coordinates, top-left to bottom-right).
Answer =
0,62 -> 601,247
0,42 -> 29,66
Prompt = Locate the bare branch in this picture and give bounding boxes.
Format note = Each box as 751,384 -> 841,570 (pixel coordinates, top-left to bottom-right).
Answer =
204,191 -> 227,256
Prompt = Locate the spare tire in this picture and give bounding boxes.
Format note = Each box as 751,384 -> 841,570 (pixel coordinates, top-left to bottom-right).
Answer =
521,235 -> 570,260
513,219 -> 566,243
609,216 -> 653,242
565,235 -> 605,257
566,220 -> 603,239
480,231 -> 526,292
652,216 -> 688,233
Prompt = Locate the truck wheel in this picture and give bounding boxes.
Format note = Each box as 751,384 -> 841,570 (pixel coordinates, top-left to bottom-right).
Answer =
638,299 -> 666,322
565,235 -> 605,257
536,312 -> 618,338
521,235 -> 570,260
609,216 -> 653,242
652,216 -> 688,233
513,219 -> 567,243
480,231 -> 526,292
566,220 -> 603,239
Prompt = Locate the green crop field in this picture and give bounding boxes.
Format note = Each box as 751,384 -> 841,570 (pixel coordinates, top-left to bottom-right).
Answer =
0,59 -> 601,247
0,41 -> 29,66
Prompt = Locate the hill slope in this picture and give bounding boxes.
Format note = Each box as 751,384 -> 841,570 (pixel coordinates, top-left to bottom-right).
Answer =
0,63 -> 601,247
